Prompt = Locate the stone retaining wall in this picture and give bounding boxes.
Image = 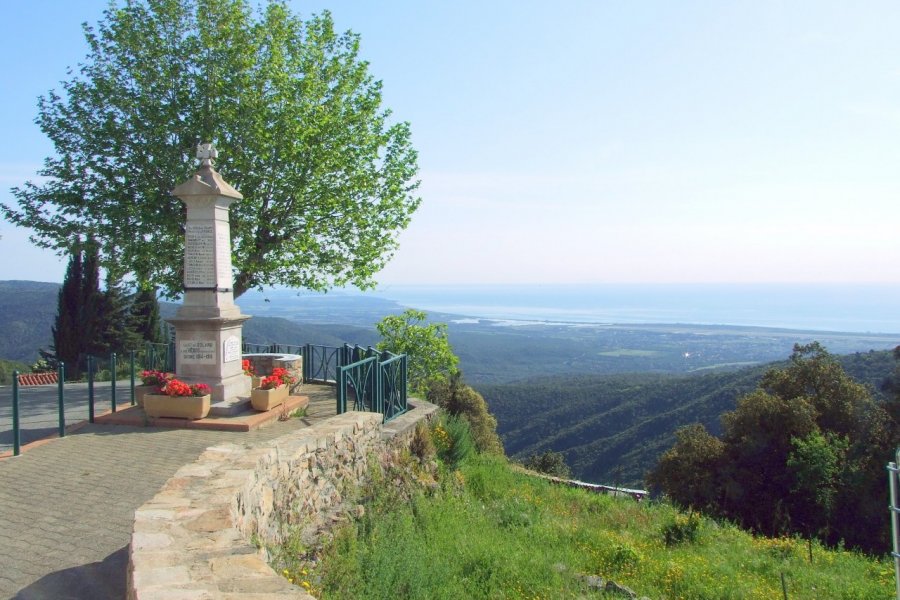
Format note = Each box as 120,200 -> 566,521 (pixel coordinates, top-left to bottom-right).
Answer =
127,400 -> 438,600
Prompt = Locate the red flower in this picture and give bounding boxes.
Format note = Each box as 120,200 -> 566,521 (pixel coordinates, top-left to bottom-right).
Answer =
160,379 -> 211,397
259,374 -> 284,390
140,370 -> 172,386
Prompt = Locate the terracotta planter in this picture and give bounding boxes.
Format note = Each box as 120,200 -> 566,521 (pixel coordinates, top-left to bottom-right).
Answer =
250,384 -> 289,411
143,394 -> 211,420
134,384 -> 158,408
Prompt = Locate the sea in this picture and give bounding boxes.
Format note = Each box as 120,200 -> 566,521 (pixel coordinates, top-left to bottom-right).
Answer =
365,283 -> 900,335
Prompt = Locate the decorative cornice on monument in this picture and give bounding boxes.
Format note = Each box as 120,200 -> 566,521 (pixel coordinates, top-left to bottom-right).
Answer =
171,143 -> 243,200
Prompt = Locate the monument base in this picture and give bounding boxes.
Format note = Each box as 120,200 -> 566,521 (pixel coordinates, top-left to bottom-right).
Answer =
166,314 -> 252,405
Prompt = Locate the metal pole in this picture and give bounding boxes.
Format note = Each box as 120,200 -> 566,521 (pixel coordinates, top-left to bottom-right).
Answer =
110,353 -> 117,413
889,450 -> 900,600
12,370 -> 20,456
88,356 -> 95,423
130,350 -> 136,406
57,363 -> 66,438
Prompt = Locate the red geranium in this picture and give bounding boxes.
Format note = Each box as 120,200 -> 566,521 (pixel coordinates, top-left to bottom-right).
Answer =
140,370 -> 172,387
270,367 -> 296,386
161,379 -> 211,397
259,374 -> 284,390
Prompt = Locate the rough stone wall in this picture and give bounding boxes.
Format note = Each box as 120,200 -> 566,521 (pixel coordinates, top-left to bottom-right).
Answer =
127,400 -> 437,600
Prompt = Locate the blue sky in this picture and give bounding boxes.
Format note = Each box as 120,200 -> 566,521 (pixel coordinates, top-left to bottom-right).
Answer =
2,1 -> 900,285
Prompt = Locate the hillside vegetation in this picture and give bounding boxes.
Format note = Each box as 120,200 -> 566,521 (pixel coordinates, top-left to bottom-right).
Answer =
648,343 -> 897,554
280,448 -> 892,599
477,350 -> 896,488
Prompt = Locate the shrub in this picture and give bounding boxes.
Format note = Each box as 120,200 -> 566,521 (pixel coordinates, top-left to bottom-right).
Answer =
432,415 -> 474,469
662,512 -> 702,547
409,421 -> 436,461
523,450 -> 571,478
426,373 -> 504,454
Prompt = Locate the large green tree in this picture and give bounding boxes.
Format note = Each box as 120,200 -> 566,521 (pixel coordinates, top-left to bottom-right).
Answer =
648,342 -> 894,552
3,0 -> 419,298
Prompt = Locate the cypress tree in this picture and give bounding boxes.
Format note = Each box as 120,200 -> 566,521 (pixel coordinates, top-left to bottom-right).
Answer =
80,240 -> 106,361
50,247 -> 83,373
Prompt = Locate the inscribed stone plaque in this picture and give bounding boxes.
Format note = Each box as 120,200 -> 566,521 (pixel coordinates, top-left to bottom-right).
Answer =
223,335 -> 241,363
180,340 -> 216,364
184,223 -> 216,288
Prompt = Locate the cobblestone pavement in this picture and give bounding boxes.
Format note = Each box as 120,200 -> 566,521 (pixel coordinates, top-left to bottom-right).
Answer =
0,385 -> 336,599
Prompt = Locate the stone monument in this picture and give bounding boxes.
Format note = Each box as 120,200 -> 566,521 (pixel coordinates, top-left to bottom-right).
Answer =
166,143 -> 251,414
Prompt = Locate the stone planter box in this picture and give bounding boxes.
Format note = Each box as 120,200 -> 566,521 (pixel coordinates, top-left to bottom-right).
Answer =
143,394 -> 211,420
250,376 -> 262,389
250,384 -> 289,411
134,385 -> 157,408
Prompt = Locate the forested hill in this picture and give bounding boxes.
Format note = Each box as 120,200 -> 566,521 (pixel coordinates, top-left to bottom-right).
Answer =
477,350 -> 896,488
0,281 -> 59,362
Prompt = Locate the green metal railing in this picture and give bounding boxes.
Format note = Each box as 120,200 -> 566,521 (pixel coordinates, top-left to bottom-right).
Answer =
337,347 -> 408,423
5,342 -> 176,457
247,341 -> 409,421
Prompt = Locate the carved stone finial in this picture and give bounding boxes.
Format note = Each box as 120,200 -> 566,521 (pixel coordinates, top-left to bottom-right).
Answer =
196,143 -> 218,167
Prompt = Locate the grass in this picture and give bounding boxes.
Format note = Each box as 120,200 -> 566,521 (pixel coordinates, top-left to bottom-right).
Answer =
272,439 -> 893,599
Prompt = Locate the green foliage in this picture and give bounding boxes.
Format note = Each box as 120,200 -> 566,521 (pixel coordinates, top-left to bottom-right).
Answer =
645,424 -> 725,512
45,244 -> 150,378
648,343 -> 894,553
426,372 -> 503,454
432,415 -> 474,469
479,348 -> 896,491
3,0 -> 420,299
523,450 -> 572,478
0,359 -> 29,385
286,453 -> 892,599
50,248 -> 84,372
662,512 -> 702,547
408,422 -> 436,462
787,430 -> 848,535
376,309 -> 458,395
97,274 -> 143,356
129,285 -> 163,345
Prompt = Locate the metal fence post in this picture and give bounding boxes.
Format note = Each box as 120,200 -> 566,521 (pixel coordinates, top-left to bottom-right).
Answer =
57,362 -> 66,438
88,356 -> 95,423
110,353 -> 117,413
889,449 -> 900,600
12,370 -> 20,456
130,350 -> 136,406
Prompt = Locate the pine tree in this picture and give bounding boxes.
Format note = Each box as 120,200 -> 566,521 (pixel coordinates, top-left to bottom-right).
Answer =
100,274 -> 142,356
129,285 -> 163,345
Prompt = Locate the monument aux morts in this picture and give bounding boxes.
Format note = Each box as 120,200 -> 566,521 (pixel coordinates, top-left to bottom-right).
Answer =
166,144 -> 252,414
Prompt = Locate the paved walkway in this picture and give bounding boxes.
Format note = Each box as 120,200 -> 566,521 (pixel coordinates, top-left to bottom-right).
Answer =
0,385 -> 337,599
